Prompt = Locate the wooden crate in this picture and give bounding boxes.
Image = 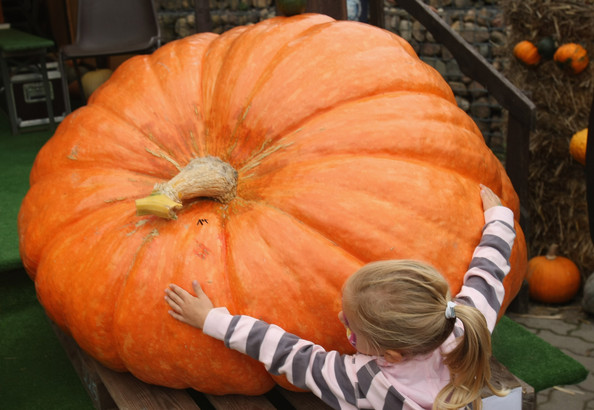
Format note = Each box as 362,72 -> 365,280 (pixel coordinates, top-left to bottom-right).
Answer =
51,322 -> 534,409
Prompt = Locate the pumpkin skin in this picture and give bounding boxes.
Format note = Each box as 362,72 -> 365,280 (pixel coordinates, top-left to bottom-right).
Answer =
554,43 -> 589,74
513,40 -> 541,66
528,245 -> 581,304
18,14 -> 527,394
570,128 -> 588,165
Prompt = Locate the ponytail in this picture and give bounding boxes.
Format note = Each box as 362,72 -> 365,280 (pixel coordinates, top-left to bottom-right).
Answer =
434,304 -> 508,410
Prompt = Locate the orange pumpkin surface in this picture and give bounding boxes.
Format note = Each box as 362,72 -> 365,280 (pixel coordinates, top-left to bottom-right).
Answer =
554,43 -> 589,74
528,244 -> 581,304
18,14 -> 527,394
513,40 -> 541,66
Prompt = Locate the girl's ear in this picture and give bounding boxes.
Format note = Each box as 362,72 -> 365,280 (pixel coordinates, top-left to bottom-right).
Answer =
383,350 -> 404,363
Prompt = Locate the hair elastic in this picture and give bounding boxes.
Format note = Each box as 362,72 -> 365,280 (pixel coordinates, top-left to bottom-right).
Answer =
445,301 -> 456,319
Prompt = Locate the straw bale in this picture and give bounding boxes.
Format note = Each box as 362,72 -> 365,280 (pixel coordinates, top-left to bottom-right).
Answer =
501,0 -> 594,276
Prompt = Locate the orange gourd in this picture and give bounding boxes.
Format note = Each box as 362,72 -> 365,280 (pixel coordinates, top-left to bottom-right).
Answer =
570,128 -> 588,165
513,40 -> 541,66
528,244 -> 581,304
554,43 -> 589,74
18,14 -> 527,394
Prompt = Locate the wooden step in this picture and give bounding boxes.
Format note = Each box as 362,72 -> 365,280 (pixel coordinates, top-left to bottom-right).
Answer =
51,320 -> 533,409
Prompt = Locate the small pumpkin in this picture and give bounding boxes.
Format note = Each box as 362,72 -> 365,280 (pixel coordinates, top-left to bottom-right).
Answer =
513,40 -> 541,66
528,244 -> 581,304
81,69 -> 113,99
554,43 -> 589,74
570,128 -> 588,165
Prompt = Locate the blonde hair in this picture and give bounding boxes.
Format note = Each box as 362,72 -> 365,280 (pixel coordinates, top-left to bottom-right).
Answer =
342,260 -> 507,410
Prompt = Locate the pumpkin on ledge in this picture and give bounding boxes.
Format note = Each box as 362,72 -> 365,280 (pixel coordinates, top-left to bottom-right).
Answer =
18,14 -> 527,395
527,244 -> 581,304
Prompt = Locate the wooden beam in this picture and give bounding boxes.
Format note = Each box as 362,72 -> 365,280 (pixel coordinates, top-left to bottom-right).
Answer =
586,92 -> 594,243
368,0 -> 385,27
505,114 -> 531,234
195,0 -> 212,33
306,0 -> 347,20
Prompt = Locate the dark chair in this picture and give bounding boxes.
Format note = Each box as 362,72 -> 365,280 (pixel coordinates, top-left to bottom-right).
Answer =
58,0 -> 161,113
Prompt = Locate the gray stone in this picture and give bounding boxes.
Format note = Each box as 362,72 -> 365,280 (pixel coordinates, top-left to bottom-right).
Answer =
449,81 -> 468,97
412,20 -> 426,42
399,19 -> 413,41
490,30 -> 507,47
420,42 -> 442,57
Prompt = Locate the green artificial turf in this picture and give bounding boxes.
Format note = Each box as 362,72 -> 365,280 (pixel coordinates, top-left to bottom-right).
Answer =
0,269 -> 93,410
0,125 -> 53,271
492,315 -> 588,392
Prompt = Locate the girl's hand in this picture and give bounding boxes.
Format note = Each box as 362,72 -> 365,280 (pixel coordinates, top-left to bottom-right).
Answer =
479,184 -> 502,211
165,280 -> 214,329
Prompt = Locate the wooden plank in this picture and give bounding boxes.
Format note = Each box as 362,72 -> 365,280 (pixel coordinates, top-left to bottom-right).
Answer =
505,114 -> 531,233
95,365 -> 200,410
486,357 -> 535,410
51,321 -> 199,410
205,393 -> 277,409
194,0 -> 212,33
368,0 -> 385,28
277,387 -> 333,409
306,0 -> 347,20
51,319 -> 533,409
586,93 -> 594,243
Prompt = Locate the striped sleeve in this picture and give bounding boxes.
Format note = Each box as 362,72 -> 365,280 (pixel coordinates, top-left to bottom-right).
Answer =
454,205 -> 516,332
202,308 -> 405,409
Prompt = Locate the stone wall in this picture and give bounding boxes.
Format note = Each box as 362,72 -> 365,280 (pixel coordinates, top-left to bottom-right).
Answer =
153,0 -> 509,158
155,0 -> 276,41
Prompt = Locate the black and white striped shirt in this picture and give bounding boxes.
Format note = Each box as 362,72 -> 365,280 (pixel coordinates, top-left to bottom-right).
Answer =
203,206 -> 516,409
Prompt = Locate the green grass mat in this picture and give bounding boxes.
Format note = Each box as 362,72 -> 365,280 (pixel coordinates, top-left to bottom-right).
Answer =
492,315 -> 588,391
0,125 -> 53,272
0,270 -> 93,409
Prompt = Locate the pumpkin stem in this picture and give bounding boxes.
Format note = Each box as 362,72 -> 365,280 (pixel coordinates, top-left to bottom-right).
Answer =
545,244 -> 559,260
135,156 -> 238,219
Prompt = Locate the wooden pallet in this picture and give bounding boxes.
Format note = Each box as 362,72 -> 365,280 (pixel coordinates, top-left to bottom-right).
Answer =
51,321 -> 534,409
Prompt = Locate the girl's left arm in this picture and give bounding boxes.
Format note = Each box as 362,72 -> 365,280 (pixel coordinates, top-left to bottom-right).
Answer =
203,308 -> 361,409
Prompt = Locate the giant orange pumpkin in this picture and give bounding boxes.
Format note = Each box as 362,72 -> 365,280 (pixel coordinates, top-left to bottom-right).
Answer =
18,14 -> 527,395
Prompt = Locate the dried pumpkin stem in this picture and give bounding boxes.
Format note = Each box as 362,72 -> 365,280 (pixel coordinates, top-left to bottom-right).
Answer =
545,244 -> 559,260
135,156 -> 238,219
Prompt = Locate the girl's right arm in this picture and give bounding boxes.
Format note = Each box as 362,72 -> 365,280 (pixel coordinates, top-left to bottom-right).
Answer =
454,203 -> 516,332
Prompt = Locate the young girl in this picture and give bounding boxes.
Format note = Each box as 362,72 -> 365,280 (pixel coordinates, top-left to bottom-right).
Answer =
164,184 -> 515,409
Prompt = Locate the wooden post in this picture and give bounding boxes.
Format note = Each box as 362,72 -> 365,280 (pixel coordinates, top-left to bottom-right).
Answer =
306,0 -> 347,20
587,93 -> 594,243
194,0 -> 212,33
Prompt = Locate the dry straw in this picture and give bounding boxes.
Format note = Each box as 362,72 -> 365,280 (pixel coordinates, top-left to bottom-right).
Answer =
501,0 -> 594,276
